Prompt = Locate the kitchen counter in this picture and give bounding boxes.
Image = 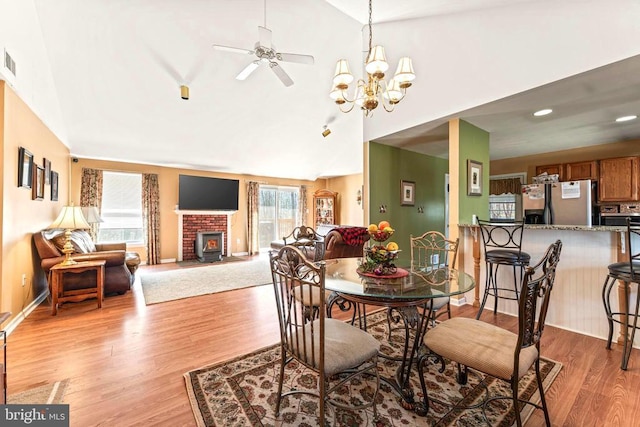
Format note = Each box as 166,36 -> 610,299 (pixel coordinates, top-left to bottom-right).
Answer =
456,223 -> 636,349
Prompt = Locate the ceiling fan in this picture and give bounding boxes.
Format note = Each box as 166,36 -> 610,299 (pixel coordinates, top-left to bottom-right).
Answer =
212,7 -> 314,87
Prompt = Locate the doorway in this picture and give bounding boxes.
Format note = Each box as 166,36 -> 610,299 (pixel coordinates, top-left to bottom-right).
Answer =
258,186 -> 300,249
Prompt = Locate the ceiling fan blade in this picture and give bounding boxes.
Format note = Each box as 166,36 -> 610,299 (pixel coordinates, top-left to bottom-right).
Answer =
269,62 -> 293,87
236,61 -> 261,81
258,26 -> 272,49
277,52 -> 315,65
212,44 -> 253,55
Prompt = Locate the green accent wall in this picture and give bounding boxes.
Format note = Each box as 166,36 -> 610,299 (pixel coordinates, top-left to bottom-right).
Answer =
458,120 -> 490,223
369,142 -> 448,266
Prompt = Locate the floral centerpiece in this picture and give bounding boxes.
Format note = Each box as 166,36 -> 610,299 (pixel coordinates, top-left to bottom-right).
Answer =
359,221 -> 401,276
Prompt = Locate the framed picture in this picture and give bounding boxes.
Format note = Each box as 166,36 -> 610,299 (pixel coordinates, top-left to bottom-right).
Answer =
50,171 -> 59,201
43,158 -> 51,185
32,165 -> 45,200
467,159 -> 483,196
18,147 -> 34,189
401,180 -> 416,206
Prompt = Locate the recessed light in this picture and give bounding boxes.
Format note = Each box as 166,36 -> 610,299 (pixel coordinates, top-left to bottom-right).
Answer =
533,109 -> 553,117
615,115 -> 638,122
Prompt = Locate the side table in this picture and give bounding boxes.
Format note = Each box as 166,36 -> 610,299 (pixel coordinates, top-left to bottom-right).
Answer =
0,311 -> 10,404
50,260 -> 106,315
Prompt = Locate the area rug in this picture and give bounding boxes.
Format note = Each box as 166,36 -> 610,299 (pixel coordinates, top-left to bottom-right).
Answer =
7,379 -> 69,404
184,311 -> 562,426
141,256 -> 272,305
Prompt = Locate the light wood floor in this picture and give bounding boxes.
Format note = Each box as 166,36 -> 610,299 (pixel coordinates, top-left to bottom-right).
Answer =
6,260 -> 640,426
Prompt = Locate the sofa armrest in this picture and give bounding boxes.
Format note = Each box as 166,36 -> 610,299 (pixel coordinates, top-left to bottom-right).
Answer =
96,242 -> 126,251
41,250 -> 127,271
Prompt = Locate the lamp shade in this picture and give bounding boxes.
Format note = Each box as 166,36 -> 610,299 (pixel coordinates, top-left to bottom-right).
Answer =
394,57 -> 415,83
332,59 -> 354,87
48,206 -> 91,230
365,45 -> 389,75
81,206 -> 103,224
383,79 -> 403,103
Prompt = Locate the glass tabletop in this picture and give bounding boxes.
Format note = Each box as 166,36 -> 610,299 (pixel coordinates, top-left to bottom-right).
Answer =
324,257 -> 475,301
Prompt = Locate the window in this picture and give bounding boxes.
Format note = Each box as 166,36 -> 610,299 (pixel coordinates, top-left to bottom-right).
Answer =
98,172 -> 143,244
258,186 -> 300,249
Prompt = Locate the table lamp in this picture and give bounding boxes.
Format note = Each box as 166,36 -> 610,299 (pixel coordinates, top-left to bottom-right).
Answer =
47,203 -> 91,266
81,206 -> 103,224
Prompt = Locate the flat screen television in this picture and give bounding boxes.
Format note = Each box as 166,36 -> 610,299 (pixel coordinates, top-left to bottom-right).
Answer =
178,175 -> 239,211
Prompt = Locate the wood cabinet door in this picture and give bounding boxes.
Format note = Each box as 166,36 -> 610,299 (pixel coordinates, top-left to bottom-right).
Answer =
535,164 -> 564,181
566,160 -> 599,181
599,157 -> 640,202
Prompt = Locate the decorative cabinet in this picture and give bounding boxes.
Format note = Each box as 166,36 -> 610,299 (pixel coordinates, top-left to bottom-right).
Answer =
535,164 -> 564,181
599,156 -> 640,202
566,160 -> 599,181
313,190 -> 337,228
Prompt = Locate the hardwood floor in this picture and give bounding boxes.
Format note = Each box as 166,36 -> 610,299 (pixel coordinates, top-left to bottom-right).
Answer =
6,260 -> 640,426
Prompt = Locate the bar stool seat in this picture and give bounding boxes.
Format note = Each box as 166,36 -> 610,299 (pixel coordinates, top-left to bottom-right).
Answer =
602,217 -> 640,370
477,219 -> 529,319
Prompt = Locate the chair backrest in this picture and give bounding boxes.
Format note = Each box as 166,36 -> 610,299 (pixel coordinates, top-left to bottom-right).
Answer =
517,240 -> 562,352
410,231 -> 459,272
477,219 -> 526,254
269,245 -> 326,373
626,217 -> 640,281
286,225 -> 319,243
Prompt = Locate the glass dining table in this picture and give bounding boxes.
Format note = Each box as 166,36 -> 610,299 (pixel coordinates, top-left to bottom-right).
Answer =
323,257 -> 475,416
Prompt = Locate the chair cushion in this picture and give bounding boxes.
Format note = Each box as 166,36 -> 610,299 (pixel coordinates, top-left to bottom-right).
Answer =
293,318 -> 380,376
485,249 -> 530,265
293,284 -> 330,308
608,261 -> 640,280
424,317 -> 538,381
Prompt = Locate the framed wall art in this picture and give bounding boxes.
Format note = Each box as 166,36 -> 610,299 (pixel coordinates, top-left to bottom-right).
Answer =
32,165 -> 45,200
18,147 -> 34,189
44,158 -> 52,185
467,159 -> 483,196
401,180 -> 415,206
50,171 -> 59,201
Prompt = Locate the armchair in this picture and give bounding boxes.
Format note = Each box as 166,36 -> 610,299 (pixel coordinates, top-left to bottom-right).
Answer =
33,230 -> 134,295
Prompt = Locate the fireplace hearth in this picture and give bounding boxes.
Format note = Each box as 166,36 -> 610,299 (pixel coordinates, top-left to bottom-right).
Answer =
195,231 -> 224,263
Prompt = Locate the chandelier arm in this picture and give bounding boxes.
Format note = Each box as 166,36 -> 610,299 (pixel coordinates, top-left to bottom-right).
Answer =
338,102 -> 356,114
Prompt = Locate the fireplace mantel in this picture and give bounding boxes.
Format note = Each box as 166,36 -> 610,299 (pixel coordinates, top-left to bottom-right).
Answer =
176,210 -> 236,261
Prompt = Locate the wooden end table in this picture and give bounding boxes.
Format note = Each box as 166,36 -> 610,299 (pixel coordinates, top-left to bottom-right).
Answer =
50,260 -> 106,315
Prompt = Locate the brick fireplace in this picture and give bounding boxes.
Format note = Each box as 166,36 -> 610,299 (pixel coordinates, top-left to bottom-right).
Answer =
178,212 -> 232,261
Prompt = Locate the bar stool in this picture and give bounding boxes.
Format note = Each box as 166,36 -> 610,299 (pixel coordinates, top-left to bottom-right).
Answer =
476,219 -> 530,319
602,217 -> 640,370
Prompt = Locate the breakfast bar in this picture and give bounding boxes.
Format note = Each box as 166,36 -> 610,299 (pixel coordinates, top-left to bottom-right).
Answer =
457,224 -> 635,347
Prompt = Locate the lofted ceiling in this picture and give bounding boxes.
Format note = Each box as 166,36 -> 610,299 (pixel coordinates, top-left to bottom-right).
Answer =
2,0 -> 640,180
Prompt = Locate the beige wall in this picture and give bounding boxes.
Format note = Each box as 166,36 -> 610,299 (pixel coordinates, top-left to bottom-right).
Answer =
70,159 -> 330,261
325,173 -> 364,226
490,139 -> 640,181
1,82 -> 70,320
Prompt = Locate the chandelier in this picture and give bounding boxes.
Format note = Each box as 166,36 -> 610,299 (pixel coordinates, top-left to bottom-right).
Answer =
329,0 -> 415,117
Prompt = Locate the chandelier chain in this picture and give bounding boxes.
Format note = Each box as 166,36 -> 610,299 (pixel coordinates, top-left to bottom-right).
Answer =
368,0 -> 373,56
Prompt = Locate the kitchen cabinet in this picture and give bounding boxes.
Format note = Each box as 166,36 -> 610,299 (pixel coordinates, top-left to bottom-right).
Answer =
566,160 -> 599,181
313,189 -> 337,228
535,164 -> 564,181
599,156 -> 640,202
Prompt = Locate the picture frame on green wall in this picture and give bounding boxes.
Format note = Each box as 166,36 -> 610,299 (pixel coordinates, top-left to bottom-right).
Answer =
401,180 -> 415,206
468,159 -> 483,196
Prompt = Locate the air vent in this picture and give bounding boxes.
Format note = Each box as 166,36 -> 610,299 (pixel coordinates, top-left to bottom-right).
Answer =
4,49 -> 16,76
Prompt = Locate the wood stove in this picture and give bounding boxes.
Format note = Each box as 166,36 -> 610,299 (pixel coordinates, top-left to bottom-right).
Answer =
195,231 -> 224,262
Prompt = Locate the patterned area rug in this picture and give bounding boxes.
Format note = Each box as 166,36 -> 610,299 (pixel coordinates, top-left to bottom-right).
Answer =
184,311 -> 562,426
141,256 -> 271,305
8,379 -> 69,404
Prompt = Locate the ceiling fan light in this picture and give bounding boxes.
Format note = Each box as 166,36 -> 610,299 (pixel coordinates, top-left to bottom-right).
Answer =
333,59 -> 354,86
365,45 -> 389,77
394,57 -> 415,83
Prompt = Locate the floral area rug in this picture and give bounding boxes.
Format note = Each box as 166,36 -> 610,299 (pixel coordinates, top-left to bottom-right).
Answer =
184,311 -> 562,426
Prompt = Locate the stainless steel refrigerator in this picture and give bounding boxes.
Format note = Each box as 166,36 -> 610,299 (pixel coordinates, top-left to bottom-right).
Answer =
522,180 -> 593,226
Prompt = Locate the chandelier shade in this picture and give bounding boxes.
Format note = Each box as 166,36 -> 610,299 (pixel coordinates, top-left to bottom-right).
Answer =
329,0 -> 415,117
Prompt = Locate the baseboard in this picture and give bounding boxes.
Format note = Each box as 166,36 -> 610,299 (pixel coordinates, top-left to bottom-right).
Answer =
160,258 -> 177,264
449,296 -> 467,306
4,290 -> 49,336
232,251 -> 249,256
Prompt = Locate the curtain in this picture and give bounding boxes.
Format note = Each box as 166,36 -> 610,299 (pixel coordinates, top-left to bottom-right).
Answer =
142,173 -> 161,265
80,168 -> 103,241
299,185 -> 307,227
247,181 -> 260,255
489,177 -> 522,195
